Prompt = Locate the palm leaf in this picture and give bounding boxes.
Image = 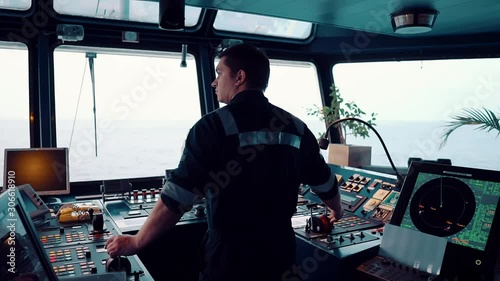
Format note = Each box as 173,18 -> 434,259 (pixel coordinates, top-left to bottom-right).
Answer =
440,108 -> 500,149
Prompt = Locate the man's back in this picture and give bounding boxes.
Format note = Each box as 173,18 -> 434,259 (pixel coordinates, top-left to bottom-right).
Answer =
187,90 -> 331,280
104,43 -> 342,281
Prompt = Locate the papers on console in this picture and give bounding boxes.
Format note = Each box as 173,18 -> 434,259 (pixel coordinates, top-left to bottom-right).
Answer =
379,224 -> 447,276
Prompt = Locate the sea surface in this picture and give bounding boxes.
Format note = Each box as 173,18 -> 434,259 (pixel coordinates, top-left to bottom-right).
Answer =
1,119 -> 499,184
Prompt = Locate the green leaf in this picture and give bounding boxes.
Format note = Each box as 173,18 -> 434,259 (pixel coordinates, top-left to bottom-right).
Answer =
305,83 -> 378,144
439,107 -> 500,149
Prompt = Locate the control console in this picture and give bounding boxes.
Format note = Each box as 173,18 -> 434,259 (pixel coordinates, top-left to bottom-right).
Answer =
36,200 -> 153,280
356,255 -> 438,281
0,188 -> 154,281
104,187 -> 206,233
127,188 -> 162,210
293,164 -> 400,252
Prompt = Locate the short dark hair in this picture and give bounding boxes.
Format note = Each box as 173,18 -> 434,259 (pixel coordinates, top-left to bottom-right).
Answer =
217,43 -> 270,92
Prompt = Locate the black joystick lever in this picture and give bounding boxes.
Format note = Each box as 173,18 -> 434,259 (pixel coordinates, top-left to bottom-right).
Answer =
92,213 -> 104,233
106,256 -> 131,273
306,204 -> 332,234
193,204 -> 205,217
88,207 -> 94,221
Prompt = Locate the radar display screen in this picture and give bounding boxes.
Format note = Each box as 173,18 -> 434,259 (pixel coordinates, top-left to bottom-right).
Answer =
393,162 -> 500,252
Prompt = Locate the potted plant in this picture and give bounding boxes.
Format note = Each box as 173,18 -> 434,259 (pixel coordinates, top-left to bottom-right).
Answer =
439,107 -> 500,149
307,83 -> 377,167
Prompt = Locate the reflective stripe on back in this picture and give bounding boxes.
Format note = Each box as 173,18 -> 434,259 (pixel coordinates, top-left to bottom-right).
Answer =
216,108 -> 239,135
239,131 -> 301,148
217,107 -> 302,149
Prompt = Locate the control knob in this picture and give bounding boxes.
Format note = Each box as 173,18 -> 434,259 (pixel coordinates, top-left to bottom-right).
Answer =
193,204 -> 205,217
92,213 -> 104,233
106,256 -> 131,273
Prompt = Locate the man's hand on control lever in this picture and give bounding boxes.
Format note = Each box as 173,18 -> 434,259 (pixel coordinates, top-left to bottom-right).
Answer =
323,191 -> 344,223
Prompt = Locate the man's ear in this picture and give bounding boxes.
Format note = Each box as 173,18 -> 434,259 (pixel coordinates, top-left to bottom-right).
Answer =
235,69 -> 246,86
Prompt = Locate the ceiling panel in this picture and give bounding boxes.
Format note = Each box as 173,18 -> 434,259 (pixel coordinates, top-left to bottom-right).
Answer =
187,0 -> 500,38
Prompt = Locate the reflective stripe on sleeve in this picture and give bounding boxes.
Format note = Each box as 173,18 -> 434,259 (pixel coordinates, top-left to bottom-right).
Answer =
309,170 -> 335,194
161,181 -> 197,206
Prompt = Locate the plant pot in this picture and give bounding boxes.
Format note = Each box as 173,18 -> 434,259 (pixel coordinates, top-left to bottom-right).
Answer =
327,143 -> 372,167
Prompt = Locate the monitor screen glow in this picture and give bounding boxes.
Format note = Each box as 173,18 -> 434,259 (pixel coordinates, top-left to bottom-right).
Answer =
390,161 -> 500,278
3,148 -> 70,196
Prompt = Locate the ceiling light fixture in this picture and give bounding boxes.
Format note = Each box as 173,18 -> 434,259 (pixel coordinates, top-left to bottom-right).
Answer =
391,10 -> 438,35
159,0 -> 185,30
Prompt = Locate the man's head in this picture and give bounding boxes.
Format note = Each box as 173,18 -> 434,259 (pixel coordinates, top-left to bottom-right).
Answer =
212,43 -> 270,104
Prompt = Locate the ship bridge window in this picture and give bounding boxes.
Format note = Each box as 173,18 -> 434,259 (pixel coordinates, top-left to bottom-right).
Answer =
266,60 -> 324,135
332,58 -> 500,171
213,10 -> 312,40
53,0 -> 202,26
0,41 -> 29,186
0,0 -> 31,10
54,46 -> 201,182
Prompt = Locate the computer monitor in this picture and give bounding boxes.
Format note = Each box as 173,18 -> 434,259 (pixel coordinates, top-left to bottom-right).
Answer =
390,161 -> 500,280
3,148 -> 70,196
0,188 -> 58,281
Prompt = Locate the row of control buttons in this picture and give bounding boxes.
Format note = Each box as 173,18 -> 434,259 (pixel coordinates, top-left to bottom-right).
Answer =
48,247 -> 93,263
129,188 -> 162,203
53,261 -> 97,276
41,234 -> 62,245
48,249 -> 72,262
358,256 -> 433,281
41,231 -> 111,245
333,214 -> 373,228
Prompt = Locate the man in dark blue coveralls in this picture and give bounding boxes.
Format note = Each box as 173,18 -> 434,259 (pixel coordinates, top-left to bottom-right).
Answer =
105,43 -> 344,281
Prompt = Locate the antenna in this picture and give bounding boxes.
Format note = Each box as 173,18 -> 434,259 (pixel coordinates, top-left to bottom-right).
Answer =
85,52 -> 98,157
180,44 -> 187,67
